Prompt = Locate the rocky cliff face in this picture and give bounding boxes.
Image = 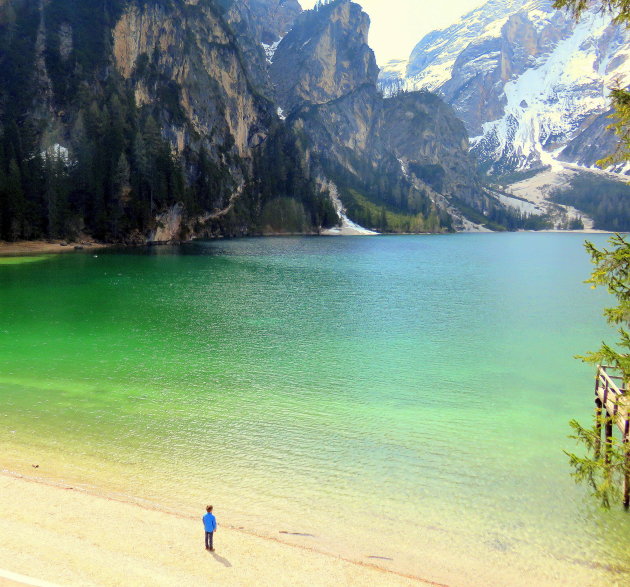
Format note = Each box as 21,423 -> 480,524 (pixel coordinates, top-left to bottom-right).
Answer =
0,0 -> 334,242
272,0 -> 492,232
222,0 -> 301,95
112,0 -> 272,158
2,0 -> 276,161
557,108 -> 622,167
271,0 -> 379,113
381,0 -> 630,175
379,92 -> 482,205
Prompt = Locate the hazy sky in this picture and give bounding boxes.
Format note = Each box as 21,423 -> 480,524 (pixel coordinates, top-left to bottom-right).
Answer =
299,0 -> 485,65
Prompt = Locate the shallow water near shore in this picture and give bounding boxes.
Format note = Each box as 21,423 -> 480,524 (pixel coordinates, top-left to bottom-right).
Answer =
1,233 -> 629,585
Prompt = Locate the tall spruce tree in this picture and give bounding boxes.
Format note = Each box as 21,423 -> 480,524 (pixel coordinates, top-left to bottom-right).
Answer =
555,0 -> 630,510
566,235 -> 630,508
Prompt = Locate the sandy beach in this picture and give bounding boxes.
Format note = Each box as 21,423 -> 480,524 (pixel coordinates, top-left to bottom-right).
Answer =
0,240 -> 108,256
0,473 -> 426,587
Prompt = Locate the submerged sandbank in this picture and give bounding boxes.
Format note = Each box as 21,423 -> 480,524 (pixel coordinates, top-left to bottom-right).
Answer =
0,473 -> 423,587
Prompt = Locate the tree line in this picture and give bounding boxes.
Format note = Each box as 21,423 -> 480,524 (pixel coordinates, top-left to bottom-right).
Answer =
550,174 -> 630,232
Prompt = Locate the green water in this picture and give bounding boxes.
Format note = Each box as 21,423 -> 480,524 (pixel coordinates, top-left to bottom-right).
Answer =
0,256 -> 50,265
1,233 -> 629,585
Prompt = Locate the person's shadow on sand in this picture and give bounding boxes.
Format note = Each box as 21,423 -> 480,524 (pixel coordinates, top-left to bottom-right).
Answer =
210,551 -> 232,567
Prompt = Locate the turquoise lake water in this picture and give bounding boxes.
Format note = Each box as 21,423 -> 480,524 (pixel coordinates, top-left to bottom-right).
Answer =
1,233 -> 629,585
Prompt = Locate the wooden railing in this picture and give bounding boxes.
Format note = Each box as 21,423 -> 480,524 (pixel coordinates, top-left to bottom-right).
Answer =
594,365 -> 629,507
595,365 -> 629,437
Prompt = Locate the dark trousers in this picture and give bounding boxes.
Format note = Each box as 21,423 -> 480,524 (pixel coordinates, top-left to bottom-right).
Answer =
205,531 -> 214,550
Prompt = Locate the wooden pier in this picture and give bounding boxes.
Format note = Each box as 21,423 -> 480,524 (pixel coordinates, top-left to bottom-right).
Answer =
594,365 -> 630,507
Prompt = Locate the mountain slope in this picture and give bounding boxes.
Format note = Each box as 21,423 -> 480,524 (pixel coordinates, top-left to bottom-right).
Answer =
0,0 -> 338,242
272,0 -> 509,233
381,0 -> 630,175
0,0 -> 546,242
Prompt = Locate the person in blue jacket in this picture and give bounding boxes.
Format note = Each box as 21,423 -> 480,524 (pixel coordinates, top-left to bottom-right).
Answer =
203,505 -> 217,551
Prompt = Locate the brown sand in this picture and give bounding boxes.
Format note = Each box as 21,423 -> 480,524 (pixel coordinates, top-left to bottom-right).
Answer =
0,474 -> 427,587
0,240 -> 108,256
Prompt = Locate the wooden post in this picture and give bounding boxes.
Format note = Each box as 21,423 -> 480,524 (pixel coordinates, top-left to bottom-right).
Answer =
604,414 -> 613,466
623,429 -> 629,510
593,366 -> 630,507
595,368 -> 603,458
594,397 -> 603,458
624,374 -> 628,509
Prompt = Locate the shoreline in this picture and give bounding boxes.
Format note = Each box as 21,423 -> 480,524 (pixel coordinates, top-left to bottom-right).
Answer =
0,471 -> 428,587
0,231 -> 618,259
0,240 -> 109,257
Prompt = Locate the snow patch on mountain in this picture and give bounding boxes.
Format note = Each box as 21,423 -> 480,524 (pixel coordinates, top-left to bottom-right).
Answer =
379,59 -> 408,97
479,11 -> 616,172
381,0 -> 629,175
262,38 -> 283,64
528,6 -> 553,32
495,192 -> 545,215
320,181 -> 378,236
400,0 -> 533,90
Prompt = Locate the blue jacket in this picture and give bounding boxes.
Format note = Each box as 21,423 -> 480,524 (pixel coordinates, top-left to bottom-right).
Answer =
203,512 -> 217,532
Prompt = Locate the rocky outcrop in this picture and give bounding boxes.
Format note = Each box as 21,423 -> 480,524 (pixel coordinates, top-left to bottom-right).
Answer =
273,0 -> 487,229
271,0 -> 379,113
112,0 -> 273,158
149,202 -> 185,242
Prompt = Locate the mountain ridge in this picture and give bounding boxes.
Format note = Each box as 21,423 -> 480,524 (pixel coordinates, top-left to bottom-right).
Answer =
271,0 -> 506,233
0,0 -> 557,243
380,0 -> 629,176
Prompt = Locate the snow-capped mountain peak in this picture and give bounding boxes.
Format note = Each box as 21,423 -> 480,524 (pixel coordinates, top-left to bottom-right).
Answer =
380,0 -> 630,175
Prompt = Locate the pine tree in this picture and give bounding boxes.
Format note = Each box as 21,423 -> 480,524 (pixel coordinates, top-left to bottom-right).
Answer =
6,159 -> 25,240
108,152 -> 131,239
566,235 -> 630,508
555,0 -> 630,509
44,148 -> 70,238
553,0 -> 630,25
597,88 -> 630,171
